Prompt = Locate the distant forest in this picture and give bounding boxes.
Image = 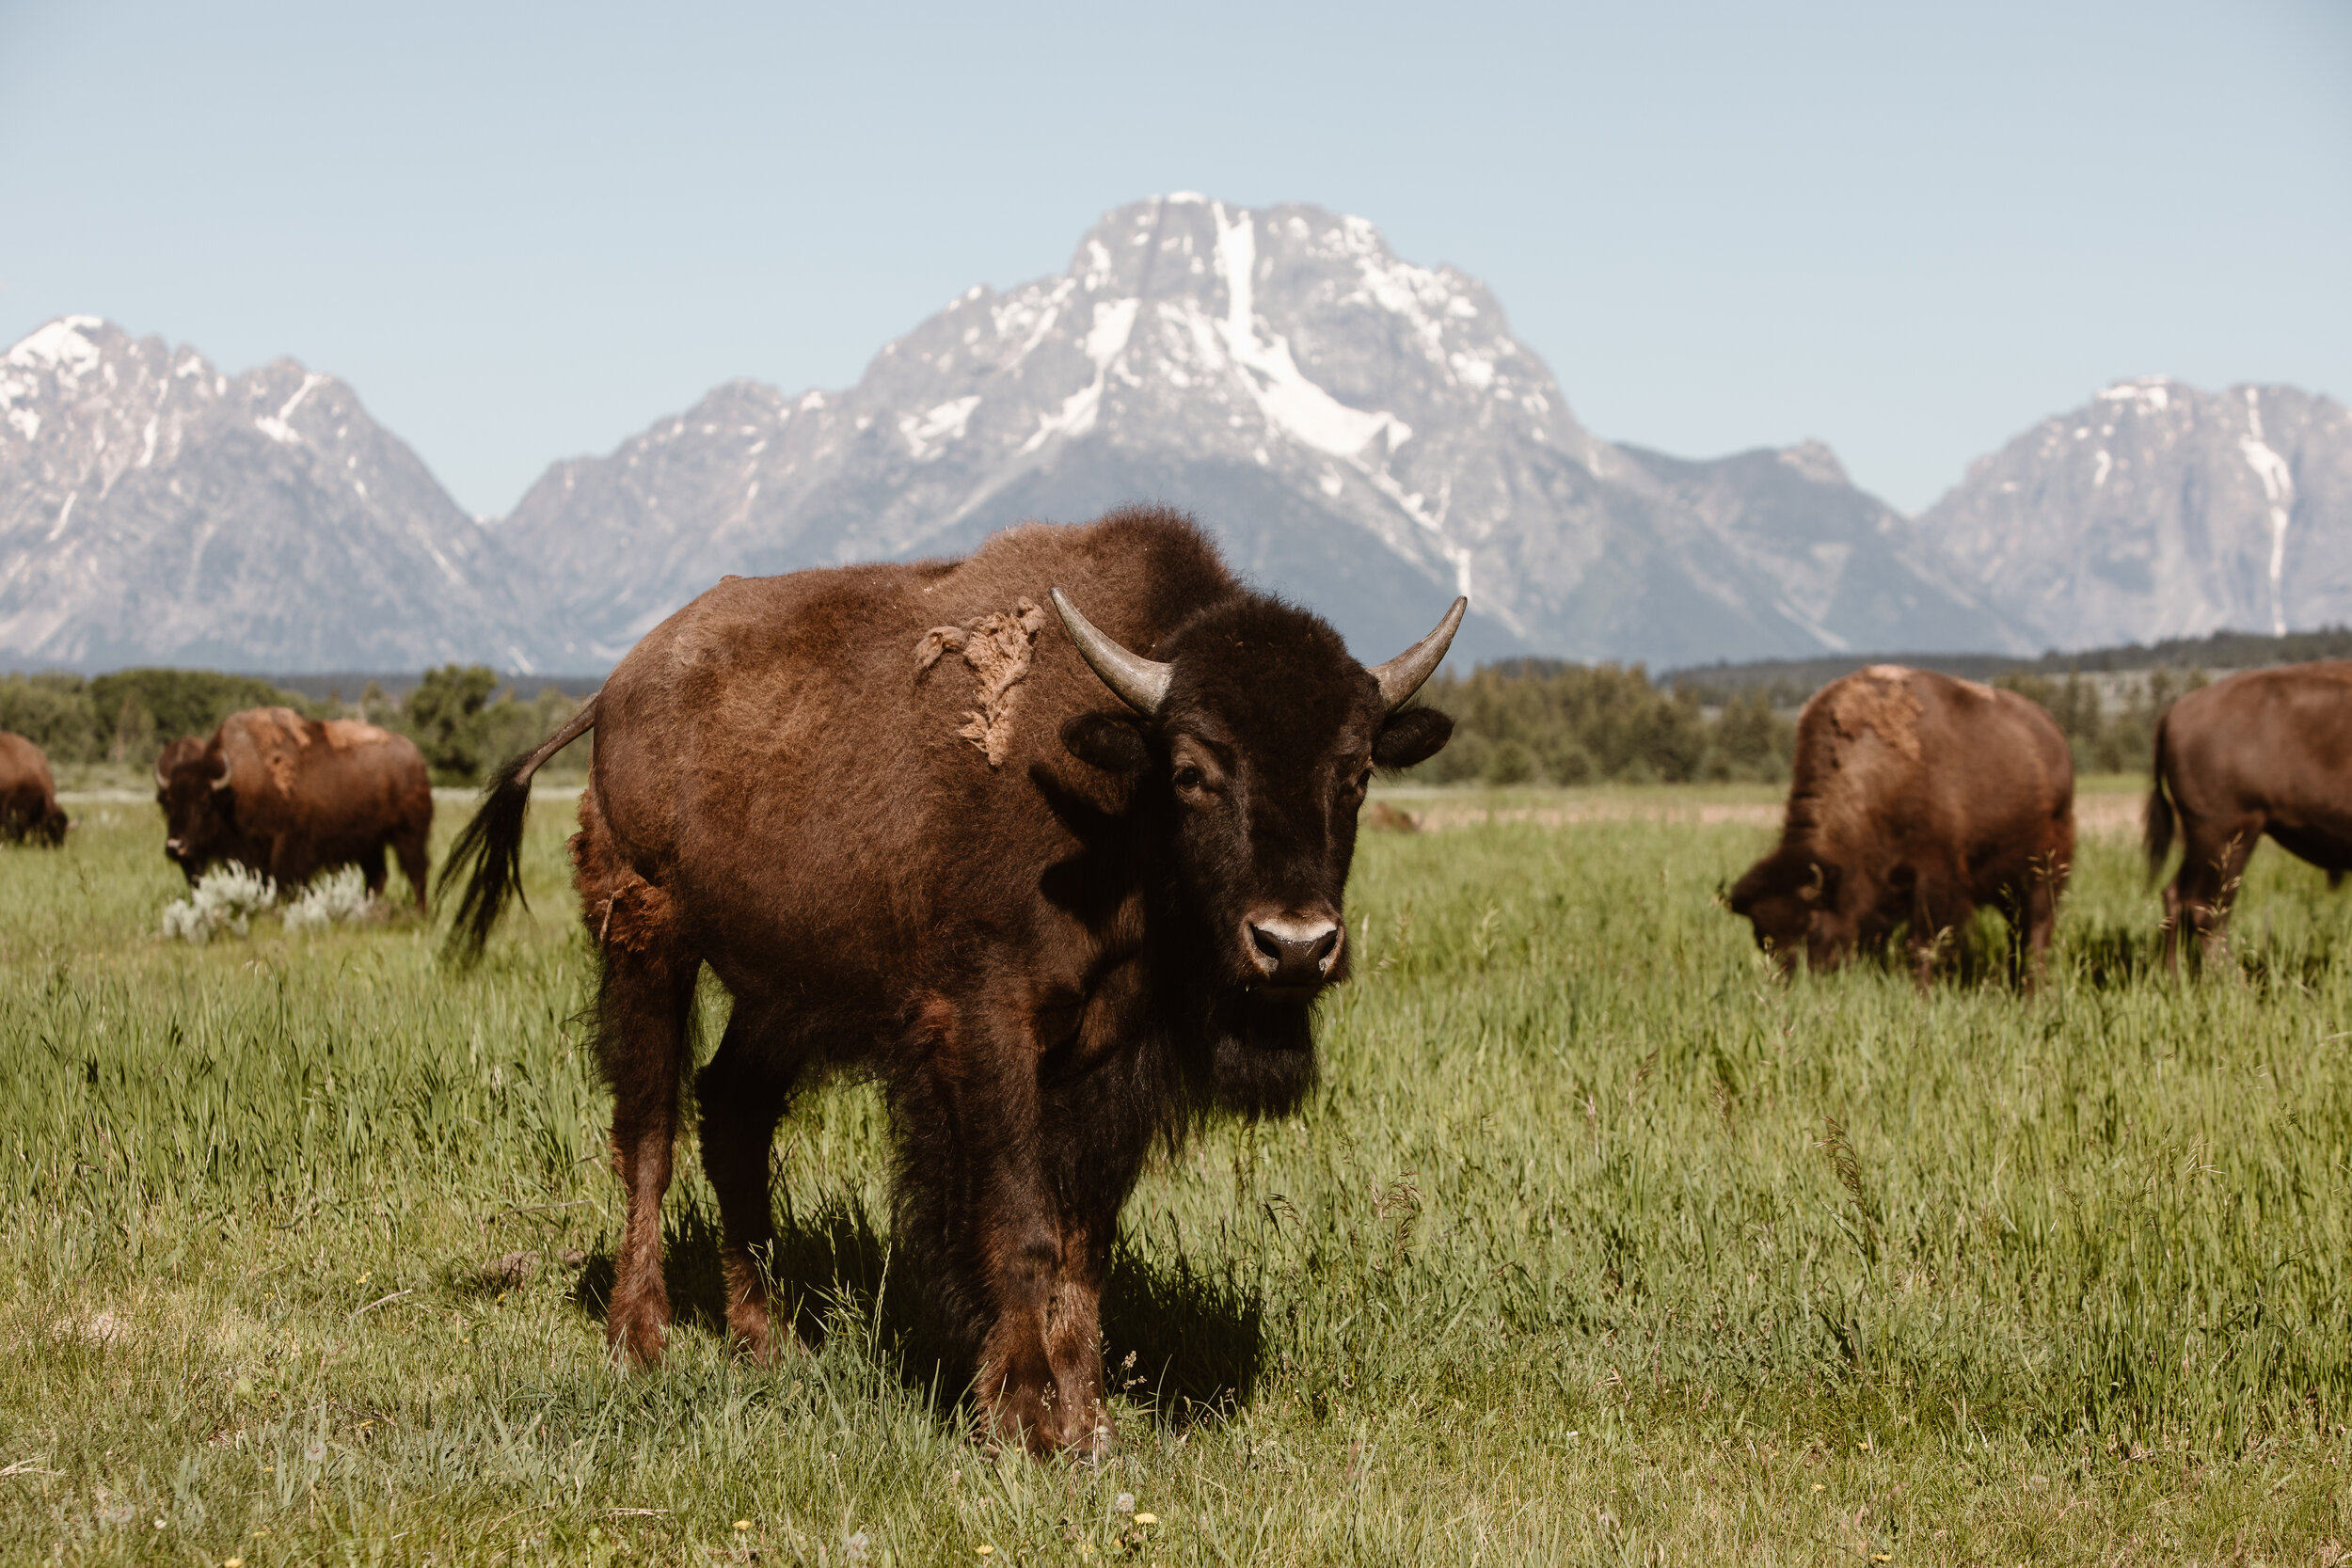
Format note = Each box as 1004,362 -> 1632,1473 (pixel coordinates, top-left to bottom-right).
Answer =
1659,624 -> 2352,707
4,623 -> 2343,791
1411,624 -> 2352,787
0,667 -> 582,786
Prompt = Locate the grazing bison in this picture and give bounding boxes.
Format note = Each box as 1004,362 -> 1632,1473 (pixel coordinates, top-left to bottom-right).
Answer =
1728,665 -> 2074,983
2145,661 -> 2352,967
0,732 -> 69,846
442,510 -> 1461,1454
155,706 -> 433,911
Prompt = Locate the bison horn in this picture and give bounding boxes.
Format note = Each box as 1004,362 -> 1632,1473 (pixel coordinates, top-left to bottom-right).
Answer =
1050,587 -> 1171,718
1799,861 -> 1825,902
1370,596 -> 1468,712
210,753 -> 233,792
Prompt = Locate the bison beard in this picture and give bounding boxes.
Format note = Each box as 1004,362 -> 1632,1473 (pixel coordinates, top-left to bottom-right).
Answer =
440,510 -> 1459,1455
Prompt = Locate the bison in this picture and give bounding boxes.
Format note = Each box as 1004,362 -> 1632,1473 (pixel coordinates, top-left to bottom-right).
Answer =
155,706 -> 433,911
1728,665 -> 2074,984
442,510 -> 1461,1454
2145,660 -> 2352,967
0,732 -> 69,846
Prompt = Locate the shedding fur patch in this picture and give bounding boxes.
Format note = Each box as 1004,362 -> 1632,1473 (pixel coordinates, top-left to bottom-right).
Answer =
222,707 -> 313,796
324,720 -> 391,752
914,598 -> 1050,768
1826,669 -> 1924,761
569,799 -> 676,958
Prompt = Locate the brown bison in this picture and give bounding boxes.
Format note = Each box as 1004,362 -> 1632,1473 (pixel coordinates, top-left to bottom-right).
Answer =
1728,665 -> 2074,983
2145,660 -> 2352,967
443,510 -> 1461,1454
155,706 -> 433,911
0,732 -> 69,846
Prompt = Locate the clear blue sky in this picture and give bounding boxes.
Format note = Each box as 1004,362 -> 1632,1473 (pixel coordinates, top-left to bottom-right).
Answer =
3,0 -> 2346,518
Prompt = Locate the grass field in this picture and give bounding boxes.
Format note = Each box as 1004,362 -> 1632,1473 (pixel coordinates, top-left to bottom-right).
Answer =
3,780 -> 2349,1564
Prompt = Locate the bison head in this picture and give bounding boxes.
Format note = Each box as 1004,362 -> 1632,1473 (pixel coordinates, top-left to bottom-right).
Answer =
1052,588 -> 1460,1022
153,736 -> 235,883
1728,849 -> 1847,971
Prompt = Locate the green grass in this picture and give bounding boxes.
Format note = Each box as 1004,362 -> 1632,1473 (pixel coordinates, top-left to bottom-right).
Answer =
3,786 -> 2350,1563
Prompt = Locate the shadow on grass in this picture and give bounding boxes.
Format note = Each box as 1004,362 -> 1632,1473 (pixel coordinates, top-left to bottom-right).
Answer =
2067,920 -> 2162,990
564,1196 -> 1264,1428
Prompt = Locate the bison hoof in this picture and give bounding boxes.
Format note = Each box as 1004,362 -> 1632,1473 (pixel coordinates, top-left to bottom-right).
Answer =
984,1391 -> 1111,1460
606,1302 -> 669,1368
726,1303 -> 798,1367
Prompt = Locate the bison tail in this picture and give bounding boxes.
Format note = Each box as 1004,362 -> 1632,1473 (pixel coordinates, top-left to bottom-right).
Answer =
2143,711 -> 2176,885
438,693 -> 599,966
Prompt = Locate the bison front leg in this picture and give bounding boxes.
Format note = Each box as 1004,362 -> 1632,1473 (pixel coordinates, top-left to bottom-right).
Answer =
1905,879 -> 1968,989
972,1187 -> 1112,1459
2170,822 -> 2253,972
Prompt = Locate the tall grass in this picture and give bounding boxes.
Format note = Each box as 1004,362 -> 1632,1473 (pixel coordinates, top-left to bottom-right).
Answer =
0,791 -> 2346,1562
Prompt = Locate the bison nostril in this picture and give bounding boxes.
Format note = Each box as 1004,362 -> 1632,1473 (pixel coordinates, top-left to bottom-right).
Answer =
1245,916 -> 1343,987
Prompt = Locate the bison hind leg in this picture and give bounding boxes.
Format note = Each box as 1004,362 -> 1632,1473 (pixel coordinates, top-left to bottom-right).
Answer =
590,947 -> 701,1368
694,1003 -> 812,1364
391,823 -> 430,913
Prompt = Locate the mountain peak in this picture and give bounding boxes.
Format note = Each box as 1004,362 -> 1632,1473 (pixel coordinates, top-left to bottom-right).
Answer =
1776,439 -> 1850,487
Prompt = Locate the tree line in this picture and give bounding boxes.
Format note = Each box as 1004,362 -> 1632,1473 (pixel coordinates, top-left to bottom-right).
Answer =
0,666 -> 581,786
1405,658 -> 2223,787
1406,660 -> 1793,785
0,653 -> 2233,793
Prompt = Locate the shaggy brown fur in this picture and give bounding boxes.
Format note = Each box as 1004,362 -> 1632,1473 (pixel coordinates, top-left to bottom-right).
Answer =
1729,665 -> 2074,984
440,509 -> 1459,1456
0,732 -> 69,846
155,707 -> 433,909
2145,660 -> 2352,968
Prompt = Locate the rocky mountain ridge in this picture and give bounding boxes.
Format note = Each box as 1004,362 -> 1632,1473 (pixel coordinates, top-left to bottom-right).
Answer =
0,317 -> 542,671
3,198 -> 2345,673
501,196 -> 2022,668
1918,376 -> 2352,650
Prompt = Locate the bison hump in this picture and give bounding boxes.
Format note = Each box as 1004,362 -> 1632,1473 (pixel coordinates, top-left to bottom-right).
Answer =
1827,669 -> 1925,762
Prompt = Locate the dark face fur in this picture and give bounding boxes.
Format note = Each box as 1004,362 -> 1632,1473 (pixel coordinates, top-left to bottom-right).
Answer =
154,740 -> 232,882
1728,850 -> 1843,970
1062,598 -> 1454,1005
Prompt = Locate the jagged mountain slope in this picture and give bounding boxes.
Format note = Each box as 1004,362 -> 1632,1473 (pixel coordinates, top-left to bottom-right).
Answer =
0,317 -> 548,671
1919,378 -> 2352,650
503,197 -> 2014,668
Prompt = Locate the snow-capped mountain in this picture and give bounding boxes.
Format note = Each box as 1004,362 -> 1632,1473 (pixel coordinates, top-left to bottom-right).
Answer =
1918,378 -> 2352,650
7,200 -> 2346,675
503,196 -> 2014,668
0,317 -> 546,670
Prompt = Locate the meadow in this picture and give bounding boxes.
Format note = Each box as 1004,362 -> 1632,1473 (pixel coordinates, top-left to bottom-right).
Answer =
2,779 -> 2348,1564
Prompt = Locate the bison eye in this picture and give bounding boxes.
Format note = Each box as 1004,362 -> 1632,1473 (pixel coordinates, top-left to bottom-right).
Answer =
1172,764 -> 1206,794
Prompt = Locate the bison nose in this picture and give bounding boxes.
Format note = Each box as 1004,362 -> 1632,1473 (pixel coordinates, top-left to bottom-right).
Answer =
164,837 -> 183,857
1246,914 -> 1343,990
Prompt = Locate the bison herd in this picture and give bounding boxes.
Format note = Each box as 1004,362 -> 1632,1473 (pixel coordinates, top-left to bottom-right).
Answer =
5,508 -> 2350,1455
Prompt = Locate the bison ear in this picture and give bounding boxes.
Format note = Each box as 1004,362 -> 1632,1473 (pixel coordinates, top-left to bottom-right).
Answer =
1061,713 -> 1150,774
1372,705 -> 1453,770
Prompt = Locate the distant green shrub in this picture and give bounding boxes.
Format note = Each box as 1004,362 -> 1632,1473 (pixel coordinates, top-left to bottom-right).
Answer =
0,673 -> 102,765
402,664 -> 501,785
1409,660 -> 1786,785
1994,667 -> 2209,775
